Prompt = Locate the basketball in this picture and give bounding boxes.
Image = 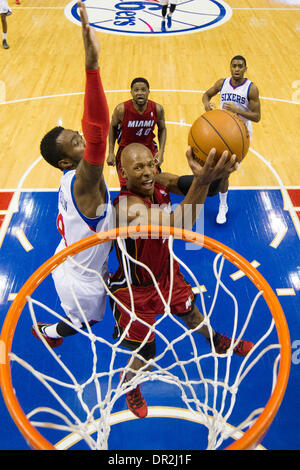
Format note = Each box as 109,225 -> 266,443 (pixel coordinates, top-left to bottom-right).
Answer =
188,109 -> 250,165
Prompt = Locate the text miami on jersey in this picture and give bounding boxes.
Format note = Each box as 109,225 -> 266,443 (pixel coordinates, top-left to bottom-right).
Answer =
128,118 -> 155,137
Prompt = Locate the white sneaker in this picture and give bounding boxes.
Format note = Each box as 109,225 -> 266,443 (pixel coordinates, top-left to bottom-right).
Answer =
216,204 -> 228,224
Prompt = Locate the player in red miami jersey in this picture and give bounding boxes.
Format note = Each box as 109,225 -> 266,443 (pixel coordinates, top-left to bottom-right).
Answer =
109,142 -> 254,419
107,77 -> 167,187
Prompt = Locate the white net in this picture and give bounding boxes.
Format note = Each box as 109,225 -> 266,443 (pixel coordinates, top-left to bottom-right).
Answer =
7,230 -> 283,450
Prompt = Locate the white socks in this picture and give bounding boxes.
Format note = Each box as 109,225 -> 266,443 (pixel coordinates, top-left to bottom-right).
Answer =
44,323 -> 62,339
219,191 -> 228,207
216,192 -> 228,224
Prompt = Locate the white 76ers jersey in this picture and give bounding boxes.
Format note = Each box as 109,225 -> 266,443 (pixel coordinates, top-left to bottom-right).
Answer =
220,77 -> 253,137
55,169 -> 113,277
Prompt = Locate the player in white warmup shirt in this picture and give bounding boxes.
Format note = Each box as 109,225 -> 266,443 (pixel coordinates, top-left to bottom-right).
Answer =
0,0 -> 12,49
202,55 -> 261,224
160,0 -> 178,32
31,2 -> 112,348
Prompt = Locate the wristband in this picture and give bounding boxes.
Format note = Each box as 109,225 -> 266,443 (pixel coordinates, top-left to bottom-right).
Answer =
177,175 -> 194,195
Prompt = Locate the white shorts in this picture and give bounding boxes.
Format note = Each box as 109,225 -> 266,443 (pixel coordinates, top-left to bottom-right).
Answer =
160,0 -> 179,5
52,261 -> 109,329
0,0 -> 12,15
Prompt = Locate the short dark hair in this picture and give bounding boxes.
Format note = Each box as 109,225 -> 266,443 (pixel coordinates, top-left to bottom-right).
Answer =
40,126 -> 65,168
230,55 -> 247,66
130,77 -> 150,89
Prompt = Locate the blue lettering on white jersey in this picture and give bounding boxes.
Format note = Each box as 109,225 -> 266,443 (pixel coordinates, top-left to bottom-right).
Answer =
220,77 -> 253,137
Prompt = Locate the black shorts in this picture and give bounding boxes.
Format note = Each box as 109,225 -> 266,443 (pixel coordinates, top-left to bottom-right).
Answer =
207,178 -> 222,197
112,307 -> 156,361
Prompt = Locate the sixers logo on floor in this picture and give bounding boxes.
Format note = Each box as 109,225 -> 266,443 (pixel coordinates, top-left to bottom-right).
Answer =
65,0 -> 232,37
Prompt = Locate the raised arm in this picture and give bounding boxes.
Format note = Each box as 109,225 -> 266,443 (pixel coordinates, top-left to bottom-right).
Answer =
73,1 -> 110,217
118,148 -> 238,231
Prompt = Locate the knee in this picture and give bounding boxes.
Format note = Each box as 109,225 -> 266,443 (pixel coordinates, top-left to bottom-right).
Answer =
139,340 -> 156,361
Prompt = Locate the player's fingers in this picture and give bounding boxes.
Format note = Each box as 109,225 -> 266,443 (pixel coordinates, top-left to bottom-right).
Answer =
78,1 -> 88,26
186,146 -> 199,167
185,145 -> 193,159
214,150 -> 232,168
223,153 -> 238,173
205,148 -> 217,166
228,159 -> 239,173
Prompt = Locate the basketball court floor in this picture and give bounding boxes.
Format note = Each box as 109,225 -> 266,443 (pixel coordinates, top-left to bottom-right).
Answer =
0,0 -> 299,451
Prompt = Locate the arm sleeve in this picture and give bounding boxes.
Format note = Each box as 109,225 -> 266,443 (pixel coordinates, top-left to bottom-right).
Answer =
81,68 -> 110,165
177,175 -> 194,195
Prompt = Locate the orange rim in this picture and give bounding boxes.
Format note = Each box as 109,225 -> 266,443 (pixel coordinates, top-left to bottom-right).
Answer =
0,226 -> 291,450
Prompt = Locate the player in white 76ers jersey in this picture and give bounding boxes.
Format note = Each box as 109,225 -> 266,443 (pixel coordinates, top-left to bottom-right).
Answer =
31,2 -> 113,348
202,56 -> 261,224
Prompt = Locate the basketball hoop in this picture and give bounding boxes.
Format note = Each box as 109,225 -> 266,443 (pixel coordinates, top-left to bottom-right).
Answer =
0,226 -> 291,450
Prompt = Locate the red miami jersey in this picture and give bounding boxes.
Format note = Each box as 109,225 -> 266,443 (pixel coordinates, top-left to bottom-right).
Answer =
118,99 -> 158,155
111,183 -> 173,286
109,183 -> 195,343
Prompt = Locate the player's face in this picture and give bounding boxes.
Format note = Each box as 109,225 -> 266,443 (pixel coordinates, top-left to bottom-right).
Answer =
131,82 -> 150,107
123,149 -> 156,198
230,60 -> 247,82
57,129 -> 86,167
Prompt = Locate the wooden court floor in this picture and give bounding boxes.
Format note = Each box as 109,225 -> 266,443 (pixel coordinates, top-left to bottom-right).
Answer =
0,0 -> 299,192
0,0 -> 299,452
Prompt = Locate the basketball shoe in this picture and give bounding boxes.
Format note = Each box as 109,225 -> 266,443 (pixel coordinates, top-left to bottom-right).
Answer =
161,20 -> 166,32
31,322 -> 63,348
216,204 -> 228,224
126,385 -> 148,418
210,333 -> 254,357
167,14 -> 172,28
2,40 -> 9,50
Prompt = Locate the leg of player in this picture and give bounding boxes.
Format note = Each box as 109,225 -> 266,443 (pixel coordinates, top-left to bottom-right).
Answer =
31,319 -> 98,348
120,343 -> 155,419
1,14 -> 9,49
167,3 -> 176,28
161,5 -> 167,32
216,176 -> 229,224
179,304 -> 254,356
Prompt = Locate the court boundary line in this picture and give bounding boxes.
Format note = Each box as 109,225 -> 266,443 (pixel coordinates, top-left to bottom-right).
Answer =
2,186 -> 299,192
0,156 -> 42,249
12,5 -> 300,11
1,85 -> 299,245
1,184 -> 299,251
1,90 -> 299,106
249,147 -> 300,237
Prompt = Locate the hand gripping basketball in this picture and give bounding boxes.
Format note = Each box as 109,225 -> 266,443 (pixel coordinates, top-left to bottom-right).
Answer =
188,109 -> 250,165
186,146 -> 238,186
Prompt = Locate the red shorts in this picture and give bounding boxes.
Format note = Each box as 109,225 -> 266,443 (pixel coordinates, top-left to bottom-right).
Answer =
112,271 -> 194,343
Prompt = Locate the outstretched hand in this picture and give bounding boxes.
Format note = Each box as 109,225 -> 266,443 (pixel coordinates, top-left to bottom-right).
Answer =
78,1 -> 100,69
186,146 -> 238,186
